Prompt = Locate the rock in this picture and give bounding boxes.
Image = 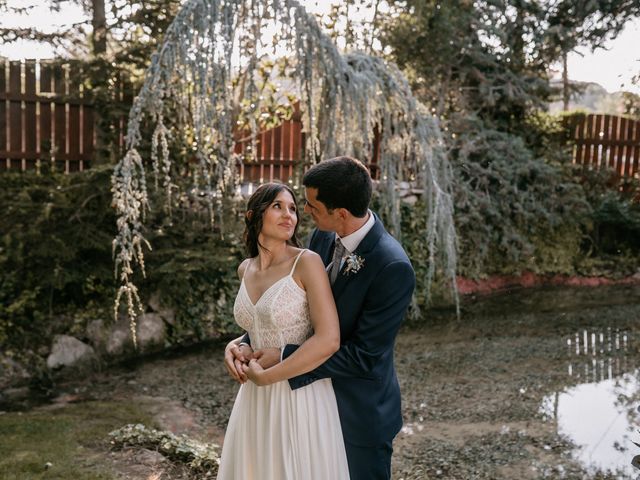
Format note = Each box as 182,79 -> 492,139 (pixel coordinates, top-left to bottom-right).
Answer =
148,292 -> 163,312
133,448 -> 167,466
402,195 -> 418,205
46,335 -> 96,370
0,355 -> 31,390
158,308 -> 176,326
148,292 -> 176,325
136,313 -> 166,351
86,319 -> 107,350
106,319 -> 134,356
0,386 -> 30,405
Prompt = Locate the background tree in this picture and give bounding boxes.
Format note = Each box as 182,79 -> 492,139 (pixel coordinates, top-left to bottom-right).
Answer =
544,0 -> 640,110
378,1 -> 583,275
0,0 -> 182,163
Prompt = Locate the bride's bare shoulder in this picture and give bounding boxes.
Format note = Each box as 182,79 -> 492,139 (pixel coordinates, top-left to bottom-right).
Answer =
295,249 -> 324,273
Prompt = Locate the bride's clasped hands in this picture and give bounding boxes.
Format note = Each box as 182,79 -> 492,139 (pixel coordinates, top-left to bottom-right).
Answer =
242,358 -> 268,385
228,345 -> 281,387
223,342 -> 280,385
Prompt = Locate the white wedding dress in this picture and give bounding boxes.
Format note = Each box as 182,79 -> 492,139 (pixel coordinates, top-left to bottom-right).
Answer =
217,250 -> 350,480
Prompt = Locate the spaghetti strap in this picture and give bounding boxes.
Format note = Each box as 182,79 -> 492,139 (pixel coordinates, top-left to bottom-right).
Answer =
289,249 -> 307,276
241,259 -> 251,281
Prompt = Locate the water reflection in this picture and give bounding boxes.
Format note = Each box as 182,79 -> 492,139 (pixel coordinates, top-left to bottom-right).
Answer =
541,328 -> 640,478
566,328 -> 633,382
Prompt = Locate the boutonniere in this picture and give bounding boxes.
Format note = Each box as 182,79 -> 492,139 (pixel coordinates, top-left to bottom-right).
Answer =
343,253 -> 365,276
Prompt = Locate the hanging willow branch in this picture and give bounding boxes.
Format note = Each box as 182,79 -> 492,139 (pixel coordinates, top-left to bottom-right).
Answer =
111,0 -> 460,338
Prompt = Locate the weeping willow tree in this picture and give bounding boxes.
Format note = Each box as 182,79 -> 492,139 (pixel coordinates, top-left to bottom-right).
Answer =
111,0 -> 458,340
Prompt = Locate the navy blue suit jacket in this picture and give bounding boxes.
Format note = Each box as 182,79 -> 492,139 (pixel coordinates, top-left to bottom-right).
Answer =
282,215 -> 415,447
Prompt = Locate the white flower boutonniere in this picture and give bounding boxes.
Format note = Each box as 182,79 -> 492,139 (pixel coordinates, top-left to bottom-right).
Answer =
343,253 -> 365,276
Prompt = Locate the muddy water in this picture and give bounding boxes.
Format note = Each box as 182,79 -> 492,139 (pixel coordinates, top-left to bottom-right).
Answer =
3,284 -> 640,479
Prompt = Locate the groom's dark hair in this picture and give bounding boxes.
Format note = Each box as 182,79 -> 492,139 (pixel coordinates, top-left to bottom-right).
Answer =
302,156 -> 372,217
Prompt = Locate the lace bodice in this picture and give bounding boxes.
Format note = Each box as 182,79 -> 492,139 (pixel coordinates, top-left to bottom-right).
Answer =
233,250 -> 313,349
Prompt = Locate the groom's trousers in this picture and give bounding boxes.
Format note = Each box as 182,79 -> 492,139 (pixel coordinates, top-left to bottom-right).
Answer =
345,440 -> 393,480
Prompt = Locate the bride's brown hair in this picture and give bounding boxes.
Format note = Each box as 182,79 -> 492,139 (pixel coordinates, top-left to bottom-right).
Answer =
244,183 -> 301,257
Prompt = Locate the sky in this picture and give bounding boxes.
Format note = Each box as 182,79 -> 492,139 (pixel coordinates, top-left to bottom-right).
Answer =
565,18 -> 640,94
1,0 -> 639,94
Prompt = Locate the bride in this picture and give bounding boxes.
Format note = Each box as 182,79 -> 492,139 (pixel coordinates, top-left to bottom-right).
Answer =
217,183 -> 350,479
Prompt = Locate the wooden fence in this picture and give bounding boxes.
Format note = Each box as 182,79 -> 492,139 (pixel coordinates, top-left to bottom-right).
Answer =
0,59 -> 97,173
8,60 -> 638,183
0,60 -> 384,182
570,113 -> 640,178
233,105 -> 305,184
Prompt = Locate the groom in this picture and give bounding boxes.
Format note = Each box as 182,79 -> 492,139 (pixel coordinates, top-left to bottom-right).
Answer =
226,156 -> 415,480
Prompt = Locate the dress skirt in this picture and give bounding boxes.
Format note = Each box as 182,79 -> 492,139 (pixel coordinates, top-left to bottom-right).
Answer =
217,378 -> 350,479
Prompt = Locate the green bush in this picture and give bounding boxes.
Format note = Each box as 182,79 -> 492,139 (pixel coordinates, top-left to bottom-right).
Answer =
578,168 -> 640,256
450,121 -> 591,277
0,168 -> 246,364
0,168 -> 117,359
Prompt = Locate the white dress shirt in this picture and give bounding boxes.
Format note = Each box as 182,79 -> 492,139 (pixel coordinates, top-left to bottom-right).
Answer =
334,209 -> 375,267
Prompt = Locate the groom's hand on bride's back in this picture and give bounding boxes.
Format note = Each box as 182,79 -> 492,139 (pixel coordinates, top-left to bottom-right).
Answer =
253,348 -> 281,369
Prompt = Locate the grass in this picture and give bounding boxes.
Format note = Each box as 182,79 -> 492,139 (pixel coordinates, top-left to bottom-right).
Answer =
0,400 -> 153,480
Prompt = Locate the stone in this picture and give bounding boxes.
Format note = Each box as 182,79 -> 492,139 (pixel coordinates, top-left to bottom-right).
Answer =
148,291 -> 163,312
0,356 -> 30,390
0,386 -> 30,405
158,308 -> 176,326
86,319 -> 107,350
106,320 -> 134,356
134,448 -> 167,466
148,292 -> 176,325
402,195 -> 418,205
136,313 -> 166,351
46,335 -> 96,370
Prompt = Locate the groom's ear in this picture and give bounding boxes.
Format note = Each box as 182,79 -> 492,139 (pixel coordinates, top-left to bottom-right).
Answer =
336,208 -> 350,220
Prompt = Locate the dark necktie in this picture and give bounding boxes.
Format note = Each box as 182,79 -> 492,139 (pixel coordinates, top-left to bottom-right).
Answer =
329,238 -> 346,284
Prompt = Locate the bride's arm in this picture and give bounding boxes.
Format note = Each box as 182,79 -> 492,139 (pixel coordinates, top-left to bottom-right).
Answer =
243,251 -> 340,386
223,259 -> 253,383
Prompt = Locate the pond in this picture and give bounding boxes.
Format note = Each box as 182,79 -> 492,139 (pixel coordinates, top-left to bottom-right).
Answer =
540,328 -> 640,478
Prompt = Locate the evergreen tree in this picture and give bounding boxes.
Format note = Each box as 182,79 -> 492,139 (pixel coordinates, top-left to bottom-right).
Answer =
381,1 -> 552,133
379,1 -> 593,274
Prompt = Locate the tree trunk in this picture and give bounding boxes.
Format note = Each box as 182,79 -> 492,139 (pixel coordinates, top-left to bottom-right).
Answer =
92,0 -> 107,55
91,0 -> 108,164
562,51 -> 570,111
511,8 -> 525,70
